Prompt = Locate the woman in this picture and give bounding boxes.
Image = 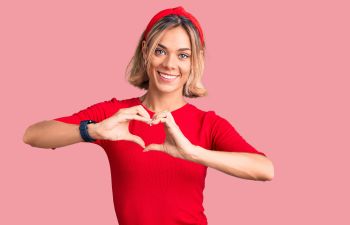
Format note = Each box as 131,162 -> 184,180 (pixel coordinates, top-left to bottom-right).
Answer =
23,6 -> 274,225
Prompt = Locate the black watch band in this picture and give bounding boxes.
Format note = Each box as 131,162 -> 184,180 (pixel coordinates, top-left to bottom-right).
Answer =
79,120 -> 97,142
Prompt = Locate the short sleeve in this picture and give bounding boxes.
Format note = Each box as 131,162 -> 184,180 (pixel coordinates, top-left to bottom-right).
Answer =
209,111 -> 267,157
52,98 -> 120,147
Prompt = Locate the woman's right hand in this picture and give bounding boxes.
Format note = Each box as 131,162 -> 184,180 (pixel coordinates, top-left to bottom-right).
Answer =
93,105 -> 152,148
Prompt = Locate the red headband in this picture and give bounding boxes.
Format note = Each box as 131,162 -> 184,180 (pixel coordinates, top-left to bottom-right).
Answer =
143,6 -> 205,46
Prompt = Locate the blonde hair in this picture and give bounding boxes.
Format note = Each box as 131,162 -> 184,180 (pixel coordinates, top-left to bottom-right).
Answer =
125,15 -> 207,98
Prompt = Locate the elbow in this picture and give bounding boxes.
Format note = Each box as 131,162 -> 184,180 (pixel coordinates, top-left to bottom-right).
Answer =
261,160 -> 275,181
269,166 -> 275,181
23,133 -> 37,148
263,171 -> 274,181
23,126 -> 38,148
254,158 -> 274,181
23,123 -> 56,150
23,127 -> 33,146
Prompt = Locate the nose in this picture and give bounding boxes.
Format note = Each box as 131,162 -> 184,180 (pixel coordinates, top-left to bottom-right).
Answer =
162,53 -> 177,70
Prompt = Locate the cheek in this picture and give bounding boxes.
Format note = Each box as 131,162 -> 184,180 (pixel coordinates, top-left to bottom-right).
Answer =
180,63 -> 191,76
147,61 -> 160,77
149,56 -> 162,68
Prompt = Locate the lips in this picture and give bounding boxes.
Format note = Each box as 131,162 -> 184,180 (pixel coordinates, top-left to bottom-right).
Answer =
157,71 -> 180,81
158,71 -> 179,77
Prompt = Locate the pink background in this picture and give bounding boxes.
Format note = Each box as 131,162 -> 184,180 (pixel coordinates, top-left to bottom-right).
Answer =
1,0 -> 349,224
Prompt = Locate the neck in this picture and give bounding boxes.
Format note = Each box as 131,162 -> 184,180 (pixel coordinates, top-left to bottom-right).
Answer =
140,89 -> 187,113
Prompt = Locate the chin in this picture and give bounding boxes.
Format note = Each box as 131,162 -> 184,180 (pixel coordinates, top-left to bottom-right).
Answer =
155,84 -> 181,94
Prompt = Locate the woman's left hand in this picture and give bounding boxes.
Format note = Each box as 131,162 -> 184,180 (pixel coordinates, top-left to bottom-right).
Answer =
143,110 -> 196,160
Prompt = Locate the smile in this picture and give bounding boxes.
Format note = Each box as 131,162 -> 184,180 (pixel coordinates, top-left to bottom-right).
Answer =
157,71 -> 180,81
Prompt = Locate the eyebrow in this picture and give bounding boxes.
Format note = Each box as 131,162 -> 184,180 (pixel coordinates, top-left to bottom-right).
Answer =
157,43 -> 191,51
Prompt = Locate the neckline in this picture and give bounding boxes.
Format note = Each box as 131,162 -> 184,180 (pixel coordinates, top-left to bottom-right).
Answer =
135,96 -> 190,115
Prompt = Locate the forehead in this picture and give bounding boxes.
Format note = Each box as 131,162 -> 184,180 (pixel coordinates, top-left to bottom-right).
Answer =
157,26 -> 191,50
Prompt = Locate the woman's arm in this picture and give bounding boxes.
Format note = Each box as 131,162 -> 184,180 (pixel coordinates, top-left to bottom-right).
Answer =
23,105 -> 152,149
188,146 -> 274,181
142,110 -> 274,181
23,120 -> 100,149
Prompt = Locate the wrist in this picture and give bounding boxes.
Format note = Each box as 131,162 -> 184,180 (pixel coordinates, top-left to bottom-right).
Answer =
186,145 -> 202,162
87,123 -> 102,140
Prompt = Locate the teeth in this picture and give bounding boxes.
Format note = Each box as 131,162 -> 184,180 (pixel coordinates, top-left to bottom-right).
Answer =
159,72 -> 178,80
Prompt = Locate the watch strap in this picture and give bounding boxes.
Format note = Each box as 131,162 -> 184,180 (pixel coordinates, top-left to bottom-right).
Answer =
79,120 -> 97,142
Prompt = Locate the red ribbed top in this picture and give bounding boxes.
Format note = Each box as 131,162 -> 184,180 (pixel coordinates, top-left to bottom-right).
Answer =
53,97 -> 266,225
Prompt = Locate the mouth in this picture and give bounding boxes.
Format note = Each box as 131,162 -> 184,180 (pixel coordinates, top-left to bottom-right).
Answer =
157,71 -> 180,82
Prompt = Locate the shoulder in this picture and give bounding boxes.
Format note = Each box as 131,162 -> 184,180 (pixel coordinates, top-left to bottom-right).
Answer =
95,96 -> 139,108
87,96 -> 140,116
185,104 -> 228,126
188,104 -> 223,119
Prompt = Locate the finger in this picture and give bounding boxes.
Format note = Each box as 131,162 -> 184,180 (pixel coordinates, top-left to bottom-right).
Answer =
135,105 -> 151,119
122,114 -> 152,124
124,133 -> 145,148
165,111 -> 176,124
150,116 -> 168,126
151,110 -> 169,124
151,110 -> 168,120
152,116 -> 177,129
159,117 -> 172,128
124,105 -> 151,119
152,111 -> 176,124
150,117 -> 160,125
143,144 -> 164,152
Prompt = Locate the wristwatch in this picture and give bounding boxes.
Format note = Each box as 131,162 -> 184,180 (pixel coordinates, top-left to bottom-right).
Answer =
79,120 -> 97,142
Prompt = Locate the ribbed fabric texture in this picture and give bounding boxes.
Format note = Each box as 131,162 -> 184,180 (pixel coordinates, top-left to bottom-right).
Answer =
53,97 -> 266,225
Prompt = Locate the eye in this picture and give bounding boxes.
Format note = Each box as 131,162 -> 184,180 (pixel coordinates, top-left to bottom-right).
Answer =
155,48 -> 165,55
179,54 -> 190,59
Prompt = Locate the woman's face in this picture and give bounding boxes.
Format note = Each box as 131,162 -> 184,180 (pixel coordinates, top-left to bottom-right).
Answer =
143,26 -> 192,95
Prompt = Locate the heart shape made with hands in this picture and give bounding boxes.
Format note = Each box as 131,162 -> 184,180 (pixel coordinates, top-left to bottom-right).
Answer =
140,109 -> 196,160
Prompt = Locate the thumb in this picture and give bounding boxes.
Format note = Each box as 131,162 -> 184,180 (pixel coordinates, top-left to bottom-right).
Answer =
143,143 -> 164,152
124,134 -> 145,148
